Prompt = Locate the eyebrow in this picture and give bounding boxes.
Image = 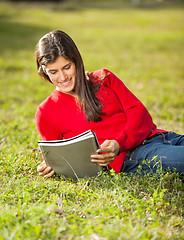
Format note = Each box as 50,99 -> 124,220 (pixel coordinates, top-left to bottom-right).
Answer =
47,62 -> 71,72
63,62 -> 71,68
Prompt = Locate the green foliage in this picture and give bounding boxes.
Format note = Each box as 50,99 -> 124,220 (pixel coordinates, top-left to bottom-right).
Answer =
0,1 -> 184,239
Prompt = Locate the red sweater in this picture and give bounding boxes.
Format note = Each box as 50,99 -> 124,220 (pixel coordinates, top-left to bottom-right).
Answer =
35,69 -> 166,173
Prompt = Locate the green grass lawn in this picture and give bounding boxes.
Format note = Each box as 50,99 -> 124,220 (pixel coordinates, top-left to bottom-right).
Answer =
0,2 -> 184,239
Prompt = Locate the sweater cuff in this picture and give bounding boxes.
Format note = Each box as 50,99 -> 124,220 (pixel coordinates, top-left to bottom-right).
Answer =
115,134 -> 126,153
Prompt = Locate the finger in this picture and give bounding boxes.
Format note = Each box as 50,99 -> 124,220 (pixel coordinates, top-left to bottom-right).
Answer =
94,158 -> 114,166
100,140 -> 111,148
39,166 -> 52,176
91,154 -> 114,164
92,161 -> 113,167
91,156 -> 115,163
97,145 -> 115,154
91,152 -> 115,160
44,170 -> 55,178
40,160 -> 46,166
96,140 -> 110,154
37,162 -> 47,172
96,147 -> 108,154
92,158 -> 114,164
99,162 -> 112,166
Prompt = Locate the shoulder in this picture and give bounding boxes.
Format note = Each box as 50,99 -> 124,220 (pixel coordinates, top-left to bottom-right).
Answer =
89,68 -> 114,84
89,68 -> 111,78
89,68 -> 124,88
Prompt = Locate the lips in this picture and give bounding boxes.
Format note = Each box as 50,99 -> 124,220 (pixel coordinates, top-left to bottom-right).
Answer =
58,77 -> 72,86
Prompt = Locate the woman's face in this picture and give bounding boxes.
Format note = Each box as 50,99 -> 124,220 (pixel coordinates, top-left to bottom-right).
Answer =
45,56 -> 76,95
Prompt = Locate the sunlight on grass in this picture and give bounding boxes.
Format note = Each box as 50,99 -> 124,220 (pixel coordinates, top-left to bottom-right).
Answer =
0,2 -> 184,239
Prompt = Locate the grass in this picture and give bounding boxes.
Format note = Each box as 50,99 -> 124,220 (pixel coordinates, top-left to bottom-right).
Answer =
0,1 -> 184,239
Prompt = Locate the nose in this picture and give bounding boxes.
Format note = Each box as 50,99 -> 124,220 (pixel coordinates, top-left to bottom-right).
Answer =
58,70 -> 66,81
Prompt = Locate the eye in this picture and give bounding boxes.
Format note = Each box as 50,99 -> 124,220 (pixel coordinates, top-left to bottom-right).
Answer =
64,64 -> 71,70
49,71 -> 57,75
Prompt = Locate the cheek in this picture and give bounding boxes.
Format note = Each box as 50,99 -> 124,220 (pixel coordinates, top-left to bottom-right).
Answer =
71,66 -> 76,75
48,74 -> 57,82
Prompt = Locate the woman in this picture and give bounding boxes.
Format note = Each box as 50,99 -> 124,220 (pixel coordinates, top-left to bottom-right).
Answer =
35,30 -> 184,178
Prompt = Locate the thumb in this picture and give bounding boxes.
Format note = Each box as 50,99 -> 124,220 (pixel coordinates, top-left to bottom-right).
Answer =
97,140 -> 111,154
100,140 -> 110,148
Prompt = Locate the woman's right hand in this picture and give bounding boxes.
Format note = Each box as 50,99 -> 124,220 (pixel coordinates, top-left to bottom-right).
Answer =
37,161 -> 55,178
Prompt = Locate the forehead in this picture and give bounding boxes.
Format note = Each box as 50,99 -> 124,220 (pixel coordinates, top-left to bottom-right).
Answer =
46,56 -> 70,69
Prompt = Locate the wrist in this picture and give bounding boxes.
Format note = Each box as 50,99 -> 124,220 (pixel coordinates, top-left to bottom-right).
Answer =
113,140 -> 120,156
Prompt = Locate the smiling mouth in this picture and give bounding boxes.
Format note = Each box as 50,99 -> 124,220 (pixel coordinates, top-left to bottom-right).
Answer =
59,78 -> 72,86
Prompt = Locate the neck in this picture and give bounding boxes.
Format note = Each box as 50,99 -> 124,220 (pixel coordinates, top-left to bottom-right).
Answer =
55,87 -> 79,101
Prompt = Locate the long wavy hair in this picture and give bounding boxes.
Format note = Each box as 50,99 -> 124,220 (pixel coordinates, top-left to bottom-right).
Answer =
35,30 -> 103,122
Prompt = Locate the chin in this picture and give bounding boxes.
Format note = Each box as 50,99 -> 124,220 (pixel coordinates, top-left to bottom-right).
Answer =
60,87 -> 75,95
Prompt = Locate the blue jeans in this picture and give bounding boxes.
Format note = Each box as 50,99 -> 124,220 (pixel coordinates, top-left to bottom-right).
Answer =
121,132 -> 184,176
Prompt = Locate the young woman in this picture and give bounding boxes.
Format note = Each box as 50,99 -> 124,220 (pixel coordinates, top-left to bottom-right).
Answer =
35,30 -> 184,178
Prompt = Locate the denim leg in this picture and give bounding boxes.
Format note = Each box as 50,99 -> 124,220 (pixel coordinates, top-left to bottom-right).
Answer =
165,131 -> 184,146
122,132 -> 184,175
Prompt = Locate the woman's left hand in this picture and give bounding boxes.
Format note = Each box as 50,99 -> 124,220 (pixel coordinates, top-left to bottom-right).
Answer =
91,140 -> 120,166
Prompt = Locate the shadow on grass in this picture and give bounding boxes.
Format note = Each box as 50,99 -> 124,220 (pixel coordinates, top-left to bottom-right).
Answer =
0,13 -> 51,56
49,0 -> 184,11
3,0 -> 184,12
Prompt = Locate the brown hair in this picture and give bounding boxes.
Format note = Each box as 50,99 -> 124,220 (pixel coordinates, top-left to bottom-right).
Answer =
35,30 -> 103,122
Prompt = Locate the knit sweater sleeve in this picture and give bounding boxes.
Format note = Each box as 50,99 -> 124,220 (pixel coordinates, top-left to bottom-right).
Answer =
103,69 -> 155,153
35,105 -> 61,141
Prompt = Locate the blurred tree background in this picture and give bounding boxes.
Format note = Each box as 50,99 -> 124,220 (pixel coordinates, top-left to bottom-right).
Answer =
2,0 -> 184,7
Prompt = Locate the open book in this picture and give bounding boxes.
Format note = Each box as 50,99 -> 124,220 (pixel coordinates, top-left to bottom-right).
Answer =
38,130 -> 103,179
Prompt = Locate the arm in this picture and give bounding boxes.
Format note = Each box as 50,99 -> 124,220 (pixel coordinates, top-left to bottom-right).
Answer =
104,69 -> 154,153
91,69 -> 154,166
35,107 -> 60,177
35,106 -> 60,141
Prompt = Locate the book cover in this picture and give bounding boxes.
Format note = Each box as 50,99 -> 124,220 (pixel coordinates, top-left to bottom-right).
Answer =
38,130 -> 103,179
